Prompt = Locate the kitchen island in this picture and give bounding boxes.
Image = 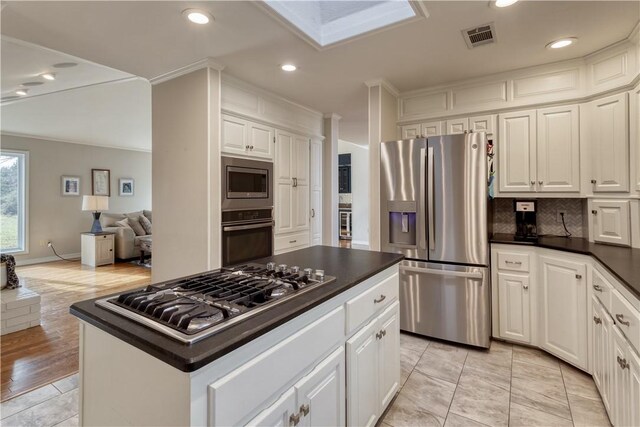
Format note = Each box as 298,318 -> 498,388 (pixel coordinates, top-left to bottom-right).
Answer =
70,246 -> 404,426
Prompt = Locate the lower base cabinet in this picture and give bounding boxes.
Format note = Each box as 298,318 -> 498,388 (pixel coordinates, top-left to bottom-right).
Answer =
247,347 -> 345,427
347,301 -> 400,427
611,326 -> 640,427
592,296 -> 614,415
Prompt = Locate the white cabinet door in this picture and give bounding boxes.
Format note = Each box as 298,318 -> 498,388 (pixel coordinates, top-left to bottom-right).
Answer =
633,86 -> 640,192
246,387 -> 297,427
628,347 -> 640,427
377,302 -> 400,411
346,318 -> 379,427
295,347 -> 345,427
248,122 -> 274,159
293,136 -> 310,186
275,131 -> 294,234
96,238 -> 114,265
592,296 -> 613,414
446,118 -> 469,135
612,326 -> 629,427
469,115 -> 496,136
497,273 -> 531,344
536,105 -> 580,192
498,110 -> 537,192
293,136 -> 310,231
310,139 -> 323,245
222,115 -> 249,156
400,124 -> 421,139
294,185 -> 310,231
421,121 -> 444,138
538,256 -> 588,369
591,199 -> 631,246
590,93 -> 629,193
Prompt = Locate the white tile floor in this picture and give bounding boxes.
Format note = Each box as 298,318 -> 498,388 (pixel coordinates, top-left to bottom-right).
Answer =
0,334 -> 611,427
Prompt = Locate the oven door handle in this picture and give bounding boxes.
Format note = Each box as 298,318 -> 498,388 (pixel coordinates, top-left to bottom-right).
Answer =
223,221 -> 274,232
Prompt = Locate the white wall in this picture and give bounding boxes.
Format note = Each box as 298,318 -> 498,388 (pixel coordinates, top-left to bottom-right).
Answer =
1,134 -> 151,263
338,140 -> 369,248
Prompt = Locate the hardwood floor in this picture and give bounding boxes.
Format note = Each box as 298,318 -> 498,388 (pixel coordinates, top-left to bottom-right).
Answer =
338,239 -> 352,248
1,261 -> 151,402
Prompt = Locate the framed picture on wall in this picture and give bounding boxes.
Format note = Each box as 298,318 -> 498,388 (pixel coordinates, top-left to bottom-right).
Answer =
92,169 -> 111,196
61,176 -> 80,196
119,178 -> 134,196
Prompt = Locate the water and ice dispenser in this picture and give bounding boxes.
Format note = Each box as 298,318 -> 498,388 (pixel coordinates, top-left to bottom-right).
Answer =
387,201 -> 417,247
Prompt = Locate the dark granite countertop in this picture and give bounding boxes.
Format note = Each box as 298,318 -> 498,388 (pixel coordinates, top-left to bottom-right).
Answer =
70,246 -> 404,372
491,234 -> 640,298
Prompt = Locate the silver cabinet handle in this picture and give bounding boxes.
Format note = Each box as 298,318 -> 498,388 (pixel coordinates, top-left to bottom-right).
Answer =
290,412 -> 301,426
311,209 -> 315,218
223,221 -> 274,232
376,331 -> 382,340
381,329 -> 387,336
300,404 -> 310,417
523,285 -> 529,290
289,240 -> 297,244
539,181 -> 543,185
530,181 -> 535,186
245,145 -> 250,150
617,356 -> 629,370
615,314 -> 630,326
505,260 -> 522,265
593,315 -> 602,325
593,284 -> 603,292
575,274 -> 582,279
591,179 -> 597,184
592,210 -> 598,215
374,295 -> 386,304
250,145 -> 254,150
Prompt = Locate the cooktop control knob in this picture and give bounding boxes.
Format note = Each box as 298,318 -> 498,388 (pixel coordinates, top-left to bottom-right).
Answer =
278,264 -> 288,272
266,262 -> 276,271
290,266 -> 300,274
303,268 -> 313,276
315,269 -> 325,280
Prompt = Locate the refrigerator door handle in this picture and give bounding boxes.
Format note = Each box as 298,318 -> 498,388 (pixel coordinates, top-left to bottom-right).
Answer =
427,146 -> 435,251
400,265 -> 484,280
419,147 -> 427,250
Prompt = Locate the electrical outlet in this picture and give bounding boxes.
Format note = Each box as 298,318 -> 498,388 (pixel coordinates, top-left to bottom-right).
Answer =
556,210 -> 567,223
39,240 -> 48,247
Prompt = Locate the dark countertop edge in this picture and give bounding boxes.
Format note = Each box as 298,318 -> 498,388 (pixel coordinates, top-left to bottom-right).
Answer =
490,234 -> 640,299
70,249 -> 404,372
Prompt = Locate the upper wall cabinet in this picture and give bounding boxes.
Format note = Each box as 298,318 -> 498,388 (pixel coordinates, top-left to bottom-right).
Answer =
469,115 -> 497,137
445,118 -> 469,135
498,107 -> 580,193
536,105 -> 580,192
498,110 -> 537,192
632,85 -> 640,192
588,93 -> 629,193
222,114 -> 274,160
400,121 -> 444,139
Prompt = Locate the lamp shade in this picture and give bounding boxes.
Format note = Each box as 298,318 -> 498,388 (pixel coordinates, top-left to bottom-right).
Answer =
82,195 -> 109,211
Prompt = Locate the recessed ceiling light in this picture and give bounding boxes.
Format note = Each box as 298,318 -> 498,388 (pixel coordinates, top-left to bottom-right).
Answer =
281,64 -> 297,72
21,81 -> 44,87
182,9 -> 213,25
547,37 -> 577,49
53,62 -> 78,68
493,0 -> 519,7
15,89 -> 28,96
41,73 -> 56,81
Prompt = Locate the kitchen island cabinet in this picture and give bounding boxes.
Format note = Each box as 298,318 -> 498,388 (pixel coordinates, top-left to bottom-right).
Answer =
71,246 -> 403,426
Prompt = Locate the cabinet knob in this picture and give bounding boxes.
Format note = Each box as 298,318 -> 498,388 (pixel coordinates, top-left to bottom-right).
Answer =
300,404 -> 310,417
530,181 -> 535,186
289,412 -> 301,426
593,315 -> 602,325
523,285 -> 529,290
538,181 -> 543,185
376,331 -> 382,340
250,145 -> 254,150
591,179 -> 597,184
615,314 -> 630,326
592,210 -> 598,215
575,274 -> 582,279
245,145 -> 249,150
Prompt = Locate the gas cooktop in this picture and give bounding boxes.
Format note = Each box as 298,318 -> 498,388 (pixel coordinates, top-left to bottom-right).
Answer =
95,263 -> 335,344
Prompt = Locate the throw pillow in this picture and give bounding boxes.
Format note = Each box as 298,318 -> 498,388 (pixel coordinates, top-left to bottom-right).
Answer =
127,216 -> 147,236
115,218 -> 132,229
139,215 -> 152,235
143,210 -> 152,223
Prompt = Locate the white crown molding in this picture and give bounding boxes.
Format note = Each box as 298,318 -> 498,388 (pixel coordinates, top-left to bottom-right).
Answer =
150,57 -> 225,85
323,113 -> 342,121
364,78 -> 400,97
1,132 -> 152,153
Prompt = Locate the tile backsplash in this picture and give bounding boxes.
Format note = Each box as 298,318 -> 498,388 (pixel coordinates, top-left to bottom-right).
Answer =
493,198 -> 586,238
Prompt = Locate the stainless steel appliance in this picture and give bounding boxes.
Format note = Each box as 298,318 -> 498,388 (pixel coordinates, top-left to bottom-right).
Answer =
380,133 -> 490,348
221,209 -> 274,267
222,156 -> 273,210
96,263 -> 335,344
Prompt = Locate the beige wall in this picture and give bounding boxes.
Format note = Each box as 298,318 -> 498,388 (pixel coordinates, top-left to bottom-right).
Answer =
1,134 -> 151,263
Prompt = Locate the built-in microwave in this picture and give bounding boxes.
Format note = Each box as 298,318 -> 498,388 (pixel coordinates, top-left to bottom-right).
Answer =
222,156 -> 273,210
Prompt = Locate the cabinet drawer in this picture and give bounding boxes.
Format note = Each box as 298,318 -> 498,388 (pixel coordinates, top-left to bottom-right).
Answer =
612,290 -> 640,353
592,268 -> 614,313
275,232 -> 309,253
497,252 -> 530,272
346,273 -> 399,334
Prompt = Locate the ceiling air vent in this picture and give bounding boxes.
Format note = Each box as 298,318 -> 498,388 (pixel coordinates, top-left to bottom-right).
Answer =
462,23 -> 496,49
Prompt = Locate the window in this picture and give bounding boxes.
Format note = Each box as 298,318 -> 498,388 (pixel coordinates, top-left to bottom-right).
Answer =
1,150 -> 28,253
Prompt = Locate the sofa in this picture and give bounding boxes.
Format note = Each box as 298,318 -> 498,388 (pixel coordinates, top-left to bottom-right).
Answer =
100,210 -> 152,260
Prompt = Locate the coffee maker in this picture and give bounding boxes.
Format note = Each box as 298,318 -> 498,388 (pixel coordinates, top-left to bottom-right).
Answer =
514,200 -> 538,241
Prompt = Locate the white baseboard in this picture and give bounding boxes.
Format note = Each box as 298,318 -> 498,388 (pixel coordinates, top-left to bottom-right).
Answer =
351,241 -> 370,250
15,253 -> 81,267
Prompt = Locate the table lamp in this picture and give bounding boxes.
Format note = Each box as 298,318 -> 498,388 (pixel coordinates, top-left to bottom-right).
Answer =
82,195 -> 109,233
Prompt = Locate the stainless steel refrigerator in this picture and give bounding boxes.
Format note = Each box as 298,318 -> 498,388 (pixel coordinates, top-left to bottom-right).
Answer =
380,133 -> 490,348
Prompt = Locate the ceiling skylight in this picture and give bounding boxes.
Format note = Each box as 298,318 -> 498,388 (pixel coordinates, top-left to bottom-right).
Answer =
263,0 -> 426,48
